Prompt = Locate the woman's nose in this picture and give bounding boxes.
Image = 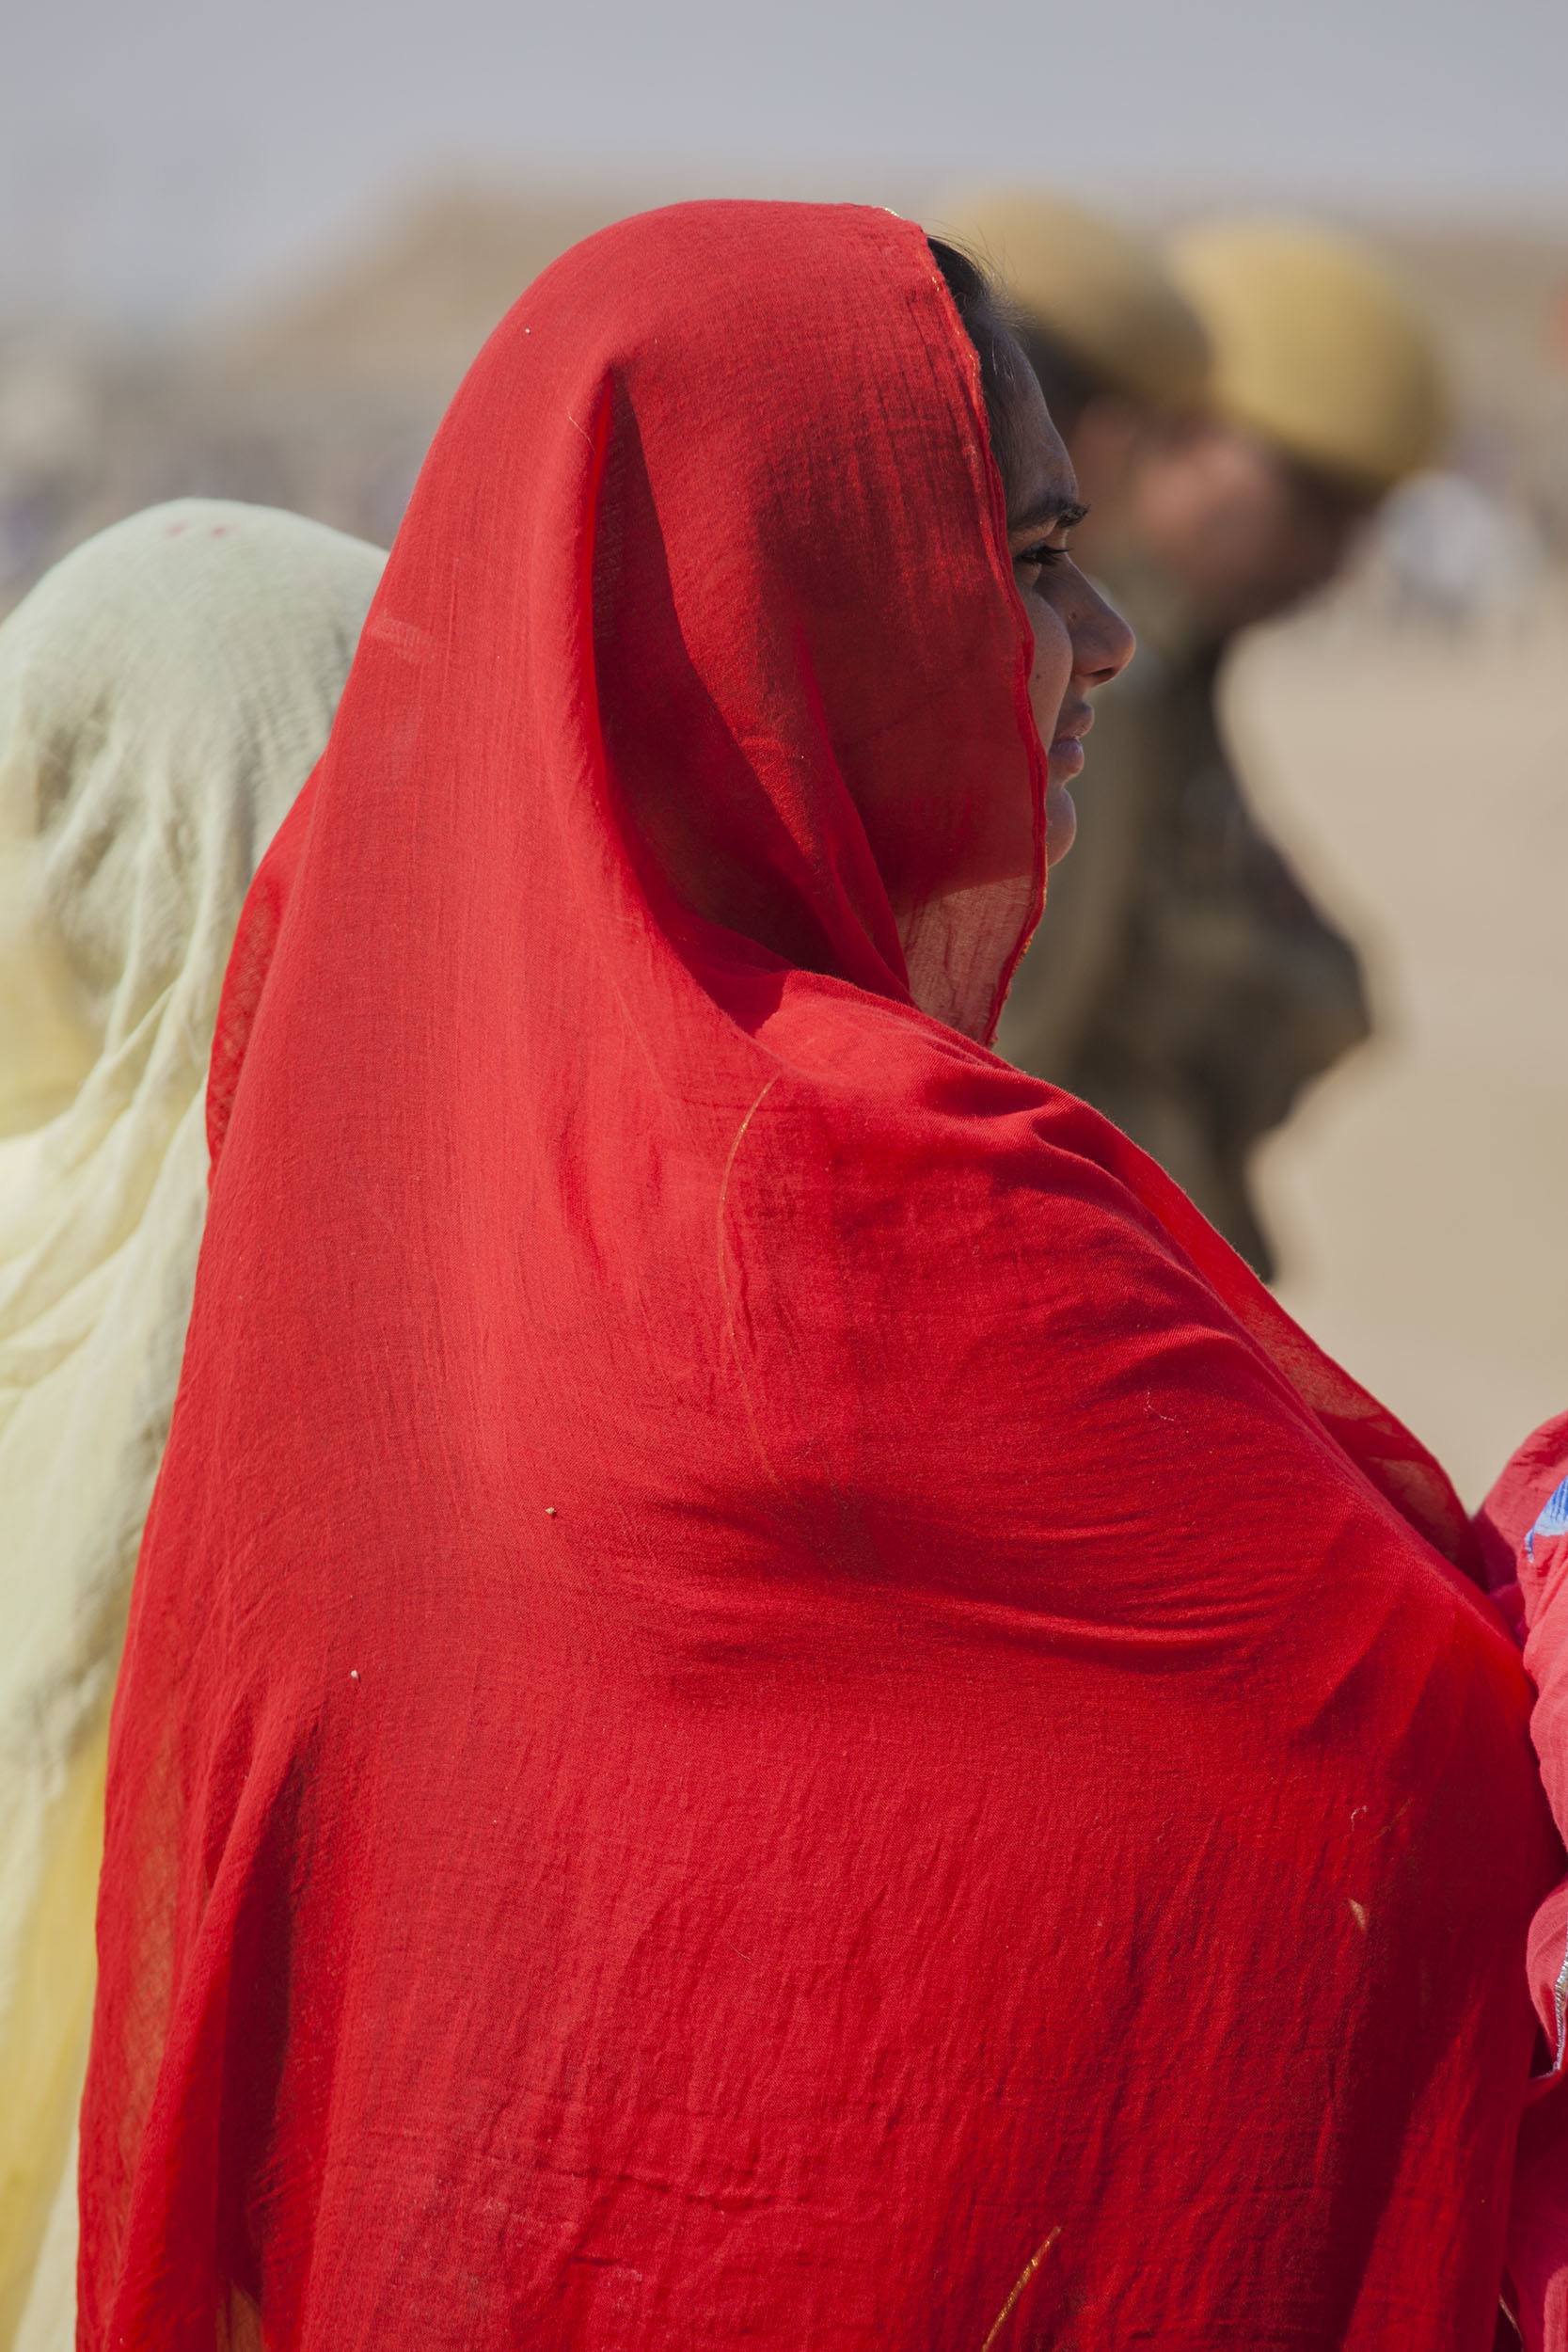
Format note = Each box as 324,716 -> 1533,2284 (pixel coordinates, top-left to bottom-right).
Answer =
1076,584 -> 1135,688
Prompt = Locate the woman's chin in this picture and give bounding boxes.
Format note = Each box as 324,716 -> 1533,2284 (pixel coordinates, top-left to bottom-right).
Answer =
1045,780 -> 1078,866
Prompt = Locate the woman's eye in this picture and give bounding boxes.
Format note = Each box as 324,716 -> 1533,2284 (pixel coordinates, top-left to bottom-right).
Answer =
1019,541 -> 1068,574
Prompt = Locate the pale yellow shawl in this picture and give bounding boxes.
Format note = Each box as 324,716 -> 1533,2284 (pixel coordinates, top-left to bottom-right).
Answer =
0,501 -> 384,2349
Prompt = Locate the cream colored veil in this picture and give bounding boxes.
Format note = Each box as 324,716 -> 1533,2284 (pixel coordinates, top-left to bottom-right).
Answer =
0,501 -> 384,2349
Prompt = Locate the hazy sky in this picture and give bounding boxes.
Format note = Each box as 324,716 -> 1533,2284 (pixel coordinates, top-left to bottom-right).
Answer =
6,0 -> 1565,322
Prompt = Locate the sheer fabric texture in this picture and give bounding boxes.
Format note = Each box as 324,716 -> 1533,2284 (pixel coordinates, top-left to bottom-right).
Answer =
84,208 -> 1564,2350
0,502 -> 382,2350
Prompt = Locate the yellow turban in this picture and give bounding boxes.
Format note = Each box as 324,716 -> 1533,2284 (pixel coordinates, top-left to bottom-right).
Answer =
1168,220 -> 1448,491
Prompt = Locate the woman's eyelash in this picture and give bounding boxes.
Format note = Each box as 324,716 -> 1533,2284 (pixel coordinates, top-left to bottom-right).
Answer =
1020,541 -> 1068,570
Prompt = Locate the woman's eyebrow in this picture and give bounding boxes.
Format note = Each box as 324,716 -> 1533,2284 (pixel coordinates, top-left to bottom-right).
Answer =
1009,496 -> 1089,536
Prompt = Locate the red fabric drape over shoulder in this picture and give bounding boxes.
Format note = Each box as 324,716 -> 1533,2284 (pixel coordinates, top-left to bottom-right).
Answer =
83,203 -> 1560,2351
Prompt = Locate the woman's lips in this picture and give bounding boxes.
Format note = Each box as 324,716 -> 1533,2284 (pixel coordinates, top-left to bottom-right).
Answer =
1048,705 -> 1093,783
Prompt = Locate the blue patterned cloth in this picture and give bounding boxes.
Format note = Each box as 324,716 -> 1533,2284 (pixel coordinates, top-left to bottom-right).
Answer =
1527,1477 -> 1568,1562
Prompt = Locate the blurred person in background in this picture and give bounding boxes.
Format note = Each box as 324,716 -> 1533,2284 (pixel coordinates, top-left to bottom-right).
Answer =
0,501 -> 382,2351
989,214 -> 1447,1278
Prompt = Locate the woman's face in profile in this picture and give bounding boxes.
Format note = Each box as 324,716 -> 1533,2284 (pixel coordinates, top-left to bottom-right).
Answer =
1000,363 -> 1135,864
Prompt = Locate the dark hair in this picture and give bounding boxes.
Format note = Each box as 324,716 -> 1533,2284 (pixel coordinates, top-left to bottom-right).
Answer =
927,236 -> 1034,511
1013,326 -> 1114,444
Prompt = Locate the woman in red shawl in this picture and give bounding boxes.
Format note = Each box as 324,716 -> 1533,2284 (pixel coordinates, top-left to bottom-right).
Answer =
82,204 -> 1566,2350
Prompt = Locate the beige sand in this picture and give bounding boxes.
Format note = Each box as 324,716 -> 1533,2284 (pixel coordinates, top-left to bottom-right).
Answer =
1227,584 -> 1568,1502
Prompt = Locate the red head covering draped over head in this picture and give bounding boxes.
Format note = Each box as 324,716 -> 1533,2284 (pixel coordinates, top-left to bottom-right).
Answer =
84,204 -> 1562,2351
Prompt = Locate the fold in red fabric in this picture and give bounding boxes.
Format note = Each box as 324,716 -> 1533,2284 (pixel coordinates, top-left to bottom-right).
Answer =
83,202 -> 1562,2350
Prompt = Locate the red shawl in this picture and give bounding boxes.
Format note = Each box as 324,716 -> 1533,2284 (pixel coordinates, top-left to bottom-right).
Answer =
83,202 -> 1561,2351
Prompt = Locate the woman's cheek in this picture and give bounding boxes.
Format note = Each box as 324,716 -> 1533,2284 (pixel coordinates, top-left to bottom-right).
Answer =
1021,587 -> 1072,751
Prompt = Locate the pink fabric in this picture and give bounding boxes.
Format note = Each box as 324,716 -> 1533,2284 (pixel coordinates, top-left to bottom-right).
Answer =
1479,1416 -> 1568,2347
82,201 -> 1561,2351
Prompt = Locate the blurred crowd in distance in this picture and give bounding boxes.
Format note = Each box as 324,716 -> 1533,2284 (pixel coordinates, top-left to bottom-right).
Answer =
0,183 -> 1563,628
